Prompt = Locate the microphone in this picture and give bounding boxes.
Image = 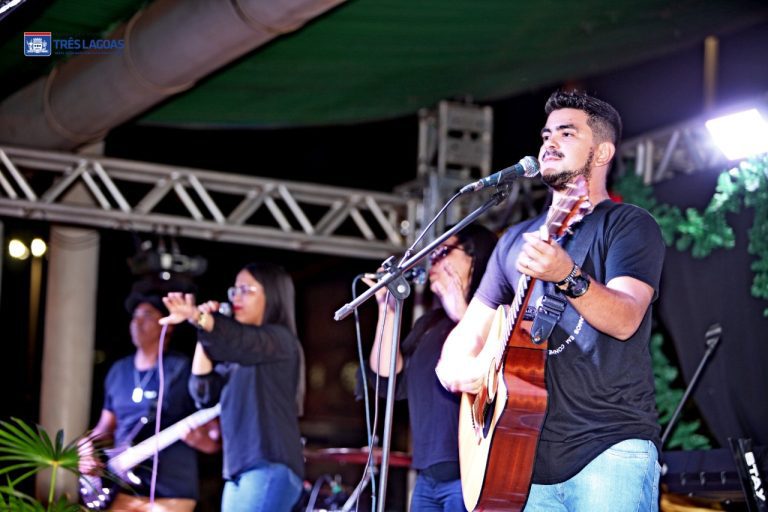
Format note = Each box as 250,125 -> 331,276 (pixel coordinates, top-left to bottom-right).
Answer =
365,267 -> 427,285
218,302 -> 232,317
459,156 -> 540,194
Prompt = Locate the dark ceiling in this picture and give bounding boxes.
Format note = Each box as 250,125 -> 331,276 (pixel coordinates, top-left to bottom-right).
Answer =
1,0 -> 768,129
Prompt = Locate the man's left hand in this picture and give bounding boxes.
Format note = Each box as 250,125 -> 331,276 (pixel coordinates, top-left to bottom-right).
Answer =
516,231 -> 573,283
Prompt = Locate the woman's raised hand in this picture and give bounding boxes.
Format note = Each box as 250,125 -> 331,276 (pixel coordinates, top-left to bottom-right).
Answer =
160,292 -> 198,325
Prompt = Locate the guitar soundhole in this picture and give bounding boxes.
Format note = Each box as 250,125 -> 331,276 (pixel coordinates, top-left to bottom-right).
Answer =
482,399 -> 494,437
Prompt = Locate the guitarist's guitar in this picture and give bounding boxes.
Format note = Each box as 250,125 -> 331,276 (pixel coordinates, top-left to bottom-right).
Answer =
459,177 -> 591,511
80,404 -> 220,510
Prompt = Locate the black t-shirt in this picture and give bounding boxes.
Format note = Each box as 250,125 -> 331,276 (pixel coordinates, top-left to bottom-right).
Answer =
189,316 -> 305,481
367,308 -> 461,470
103,352 -> 199,499
475,200 -> 665,484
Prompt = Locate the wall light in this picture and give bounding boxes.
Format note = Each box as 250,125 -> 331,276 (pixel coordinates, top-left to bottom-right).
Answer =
8,239 -> 30,260
705,108 -> 768,160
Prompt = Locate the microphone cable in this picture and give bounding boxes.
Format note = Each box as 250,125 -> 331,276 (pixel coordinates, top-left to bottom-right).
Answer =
148,324 -> 169,509
350,273 -> 384,512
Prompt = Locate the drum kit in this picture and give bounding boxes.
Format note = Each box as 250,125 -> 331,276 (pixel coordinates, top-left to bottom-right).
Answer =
301,446 -> 412,512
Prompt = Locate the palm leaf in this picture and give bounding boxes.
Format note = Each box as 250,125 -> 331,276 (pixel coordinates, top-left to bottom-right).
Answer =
0,418 -> 84,510
0,467 -> 39,489
0,477 -> 46,511
48,496 -> 83,512
0,419 -> 79,476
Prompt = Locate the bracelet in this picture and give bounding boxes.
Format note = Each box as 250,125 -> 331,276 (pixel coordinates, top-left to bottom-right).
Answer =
556,264 -> 579,288
190,311 -> 209,330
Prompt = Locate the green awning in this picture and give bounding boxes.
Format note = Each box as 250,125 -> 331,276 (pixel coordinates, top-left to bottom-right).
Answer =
1,0 -> 767,128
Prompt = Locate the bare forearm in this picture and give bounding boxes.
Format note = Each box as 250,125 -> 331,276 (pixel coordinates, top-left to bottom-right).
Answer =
567,277 -> 651,340
192,342 -> 213,375
89,410 -> 116,443
442,299 -> 495,359
369,305 -> 403,376
435,299 -> 496,393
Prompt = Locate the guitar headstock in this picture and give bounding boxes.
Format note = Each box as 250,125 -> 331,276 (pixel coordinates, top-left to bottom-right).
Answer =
545,176 -> 591,240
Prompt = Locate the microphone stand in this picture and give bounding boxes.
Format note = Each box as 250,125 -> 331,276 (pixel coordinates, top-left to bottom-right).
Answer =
660,323 -> 722,447
334,185 -> 512,512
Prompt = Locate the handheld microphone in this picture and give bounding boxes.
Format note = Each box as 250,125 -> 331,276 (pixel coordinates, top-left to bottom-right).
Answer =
459,156 -> 540,194
365,267 -> 427,285
218,302 -> 232,317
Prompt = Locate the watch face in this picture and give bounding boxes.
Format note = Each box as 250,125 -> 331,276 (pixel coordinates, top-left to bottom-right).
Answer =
569,274 -> 589,297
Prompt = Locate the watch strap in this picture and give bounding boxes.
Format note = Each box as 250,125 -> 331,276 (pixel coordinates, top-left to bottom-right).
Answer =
556,264 -> 580,288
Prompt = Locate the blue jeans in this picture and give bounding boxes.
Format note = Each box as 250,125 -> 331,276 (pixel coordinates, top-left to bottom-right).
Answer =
524,439 -> 660,512
410,474 -> 465,512
221,462 -> 303,512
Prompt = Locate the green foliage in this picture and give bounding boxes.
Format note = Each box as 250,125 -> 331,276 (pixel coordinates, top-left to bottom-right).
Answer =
617,154 -> 768,451
0,489 -> 82,512
0,418 -> 83,511
615,153 -> 768,315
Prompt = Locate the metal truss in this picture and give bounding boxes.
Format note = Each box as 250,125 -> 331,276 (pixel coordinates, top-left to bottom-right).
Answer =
618,116 -> 731,185
402,100 -> 550,234
0,145 -> 417,260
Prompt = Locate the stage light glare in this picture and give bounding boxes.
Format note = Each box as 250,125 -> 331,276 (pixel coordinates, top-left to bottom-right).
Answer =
30,238 -> 47,257
9,239 -> 30,260
705,109 -> 768,160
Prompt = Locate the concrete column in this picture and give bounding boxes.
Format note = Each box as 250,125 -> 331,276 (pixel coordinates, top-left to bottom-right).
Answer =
36,226 -> 99,501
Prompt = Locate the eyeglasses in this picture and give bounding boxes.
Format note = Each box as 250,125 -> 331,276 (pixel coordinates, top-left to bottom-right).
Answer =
227,285 -> 260,302
429,244 -> 464,265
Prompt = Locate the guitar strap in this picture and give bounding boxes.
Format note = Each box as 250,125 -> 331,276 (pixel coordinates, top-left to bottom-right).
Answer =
530,200 -> 616,344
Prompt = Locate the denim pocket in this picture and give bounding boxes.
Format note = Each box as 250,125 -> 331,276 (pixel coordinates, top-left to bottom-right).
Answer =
605,438 -> 653,460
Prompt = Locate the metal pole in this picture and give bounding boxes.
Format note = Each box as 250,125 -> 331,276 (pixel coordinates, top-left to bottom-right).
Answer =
661,323 -> 722,447
335,187 -> 511,510
377,292 -> 406,512
703,36 -> 719,112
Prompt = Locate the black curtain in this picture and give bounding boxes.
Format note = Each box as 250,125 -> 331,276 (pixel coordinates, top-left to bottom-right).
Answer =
653,169 -> 768,448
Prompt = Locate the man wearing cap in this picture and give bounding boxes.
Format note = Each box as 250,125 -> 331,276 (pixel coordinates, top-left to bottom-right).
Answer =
80,282 -> 220,512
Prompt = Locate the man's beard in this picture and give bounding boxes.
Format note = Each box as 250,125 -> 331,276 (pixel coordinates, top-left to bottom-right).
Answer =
542,149 -> 594,191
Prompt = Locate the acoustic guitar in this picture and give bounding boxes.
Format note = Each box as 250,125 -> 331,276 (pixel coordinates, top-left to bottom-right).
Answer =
80,403 -> 220,510
459,177 -> 590,511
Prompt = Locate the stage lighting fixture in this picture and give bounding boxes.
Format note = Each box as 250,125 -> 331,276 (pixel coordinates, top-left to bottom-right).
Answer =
705,108 -> 768,160
128,244 -> 208,278
8,239 -> 30,260
30,238 -> 47,257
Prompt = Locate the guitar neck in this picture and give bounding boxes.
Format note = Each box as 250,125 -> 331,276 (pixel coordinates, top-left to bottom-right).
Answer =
499,187 -> 589,354
496,271 -> 533,359
109,404 -> 220,475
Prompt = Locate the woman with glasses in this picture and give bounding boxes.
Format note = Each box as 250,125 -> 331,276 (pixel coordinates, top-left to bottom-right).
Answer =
363,224 -> 497,512
161,262 -> 305,512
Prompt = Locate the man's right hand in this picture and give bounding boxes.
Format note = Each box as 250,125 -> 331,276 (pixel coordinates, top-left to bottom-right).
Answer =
435,355 -> 487,395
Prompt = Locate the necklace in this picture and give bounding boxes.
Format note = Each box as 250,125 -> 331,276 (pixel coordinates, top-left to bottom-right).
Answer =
132,367 -> 156,403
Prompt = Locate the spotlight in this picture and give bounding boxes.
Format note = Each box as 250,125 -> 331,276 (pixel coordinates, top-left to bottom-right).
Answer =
30,238 -> 47,257
127,240 -> 207,277
705,109 -> 768,160
8,239 -> 30,260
